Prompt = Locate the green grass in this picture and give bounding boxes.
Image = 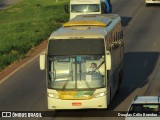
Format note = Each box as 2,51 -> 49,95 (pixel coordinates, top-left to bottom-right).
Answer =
0,0 -> 69,70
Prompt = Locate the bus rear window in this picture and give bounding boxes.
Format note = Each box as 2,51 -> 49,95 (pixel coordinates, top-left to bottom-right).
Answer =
129,104 -> 160,112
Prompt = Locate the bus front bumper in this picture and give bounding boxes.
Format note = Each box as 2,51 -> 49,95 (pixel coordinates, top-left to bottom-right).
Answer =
47,96 -> 107,110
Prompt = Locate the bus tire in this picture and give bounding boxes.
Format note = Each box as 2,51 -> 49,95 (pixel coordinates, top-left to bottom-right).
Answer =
107,87 -> 112,107
109,87 -> 112,104
116,71 -> 122,94
119,70 -> 123,84
107,87 -> 112,110
116,83 -> 120,94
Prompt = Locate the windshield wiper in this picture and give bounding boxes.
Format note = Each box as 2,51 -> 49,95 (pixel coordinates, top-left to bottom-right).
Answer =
62,62 -> 74,90
62,79 -> 70,90
93,60 -> 104,72
83,78 -> 90,88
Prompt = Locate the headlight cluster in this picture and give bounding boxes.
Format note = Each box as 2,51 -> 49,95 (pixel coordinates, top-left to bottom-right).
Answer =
93,92 -> 107,98
48,93 -> 60,99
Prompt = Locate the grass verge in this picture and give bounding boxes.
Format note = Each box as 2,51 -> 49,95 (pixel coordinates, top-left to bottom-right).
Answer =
0,0 -> 69,71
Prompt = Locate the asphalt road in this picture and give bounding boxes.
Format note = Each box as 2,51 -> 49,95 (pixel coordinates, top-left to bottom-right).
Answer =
0,0 -> 160,120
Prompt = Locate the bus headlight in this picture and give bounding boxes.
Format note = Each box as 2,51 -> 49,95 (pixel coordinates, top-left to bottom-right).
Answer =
48,93 -> 60,99
93,92 -> 107,98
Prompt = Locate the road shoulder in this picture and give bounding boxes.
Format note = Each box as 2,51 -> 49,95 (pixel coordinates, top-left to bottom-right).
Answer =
0,40 -> 48,83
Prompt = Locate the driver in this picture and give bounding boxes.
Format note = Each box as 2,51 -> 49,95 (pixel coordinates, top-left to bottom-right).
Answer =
88,62 -> 98,72
88,62 -> 97,72
87,62 -> 103,81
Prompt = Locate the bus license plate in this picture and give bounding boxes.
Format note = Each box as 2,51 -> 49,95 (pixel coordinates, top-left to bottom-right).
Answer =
72,102 -> 81,106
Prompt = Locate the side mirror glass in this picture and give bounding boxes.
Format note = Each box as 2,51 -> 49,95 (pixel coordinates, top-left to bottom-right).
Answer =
65,4 -> 69,14
106,51 -> 111,70
39,53 -> 46,70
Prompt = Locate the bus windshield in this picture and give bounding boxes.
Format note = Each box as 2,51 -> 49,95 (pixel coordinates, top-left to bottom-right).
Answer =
71,4 -> 100,13
48,55 -> 105,90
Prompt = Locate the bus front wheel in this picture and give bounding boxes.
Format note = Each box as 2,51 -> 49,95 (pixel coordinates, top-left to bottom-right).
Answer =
116,70 -> 122,94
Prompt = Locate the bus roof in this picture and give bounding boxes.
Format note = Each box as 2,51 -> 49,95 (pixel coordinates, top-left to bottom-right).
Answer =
49,14 -> 121,40
63,14 -> 112,27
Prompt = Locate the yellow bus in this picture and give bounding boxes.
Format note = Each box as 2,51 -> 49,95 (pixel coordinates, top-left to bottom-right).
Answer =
40,14 -> 124,109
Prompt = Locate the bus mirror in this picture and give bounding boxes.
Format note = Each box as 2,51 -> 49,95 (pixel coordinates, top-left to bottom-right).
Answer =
106,51 -> 111,70
39,53 -> 46,70
65,4 -> 69,14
